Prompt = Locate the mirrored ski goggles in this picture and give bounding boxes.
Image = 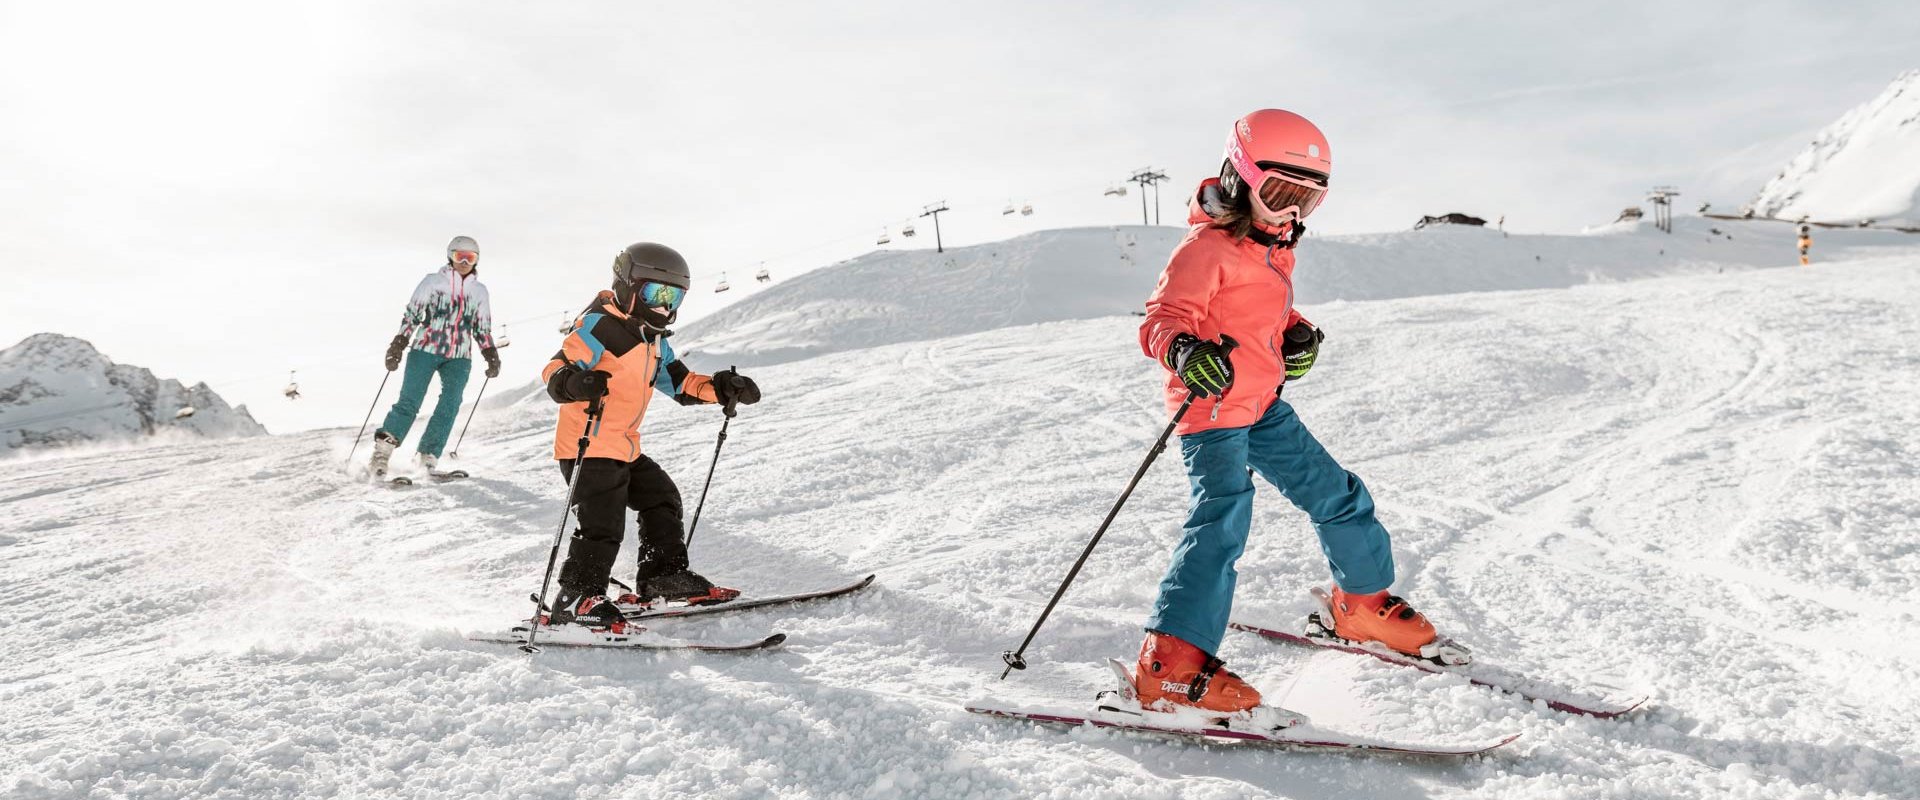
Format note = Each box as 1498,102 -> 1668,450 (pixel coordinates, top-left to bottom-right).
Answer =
451,250 -> 479,266
1252,168 -> 1327,222
637,280 -> 686,310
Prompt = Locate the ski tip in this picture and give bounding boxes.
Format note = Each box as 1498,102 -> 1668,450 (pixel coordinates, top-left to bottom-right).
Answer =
763,633 -> 789,646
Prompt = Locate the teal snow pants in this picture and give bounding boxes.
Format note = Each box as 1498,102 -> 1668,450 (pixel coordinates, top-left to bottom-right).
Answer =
377,348 -> 472,458
1146,398 -> 1395,656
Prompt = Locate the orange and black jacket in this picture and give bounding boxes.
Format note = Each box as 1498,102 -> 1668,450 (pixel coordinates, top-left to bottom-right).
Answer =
542,292 -> 717,461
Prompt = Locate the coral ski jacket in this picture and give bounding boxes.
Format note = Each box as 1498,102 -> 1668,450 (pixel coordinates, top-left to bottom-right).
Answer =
542,292 -> 718,462
1139,179 -> 1310,435
397,266 -> 495,359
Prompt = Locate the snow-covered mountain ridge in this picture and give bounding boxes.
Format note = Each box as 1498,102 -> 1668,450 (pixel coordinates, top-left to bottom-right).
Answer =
677,216 -> 1919,370
1751,69 -> 1920,224
0,333 -> 265,454
5,253 -> 1918,798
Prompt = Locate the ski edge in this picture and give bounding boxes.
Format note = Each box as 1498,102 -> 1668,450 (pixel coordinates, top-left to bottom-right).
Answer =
617,573 -> 877,619
964,704 -> 1519,757
1228,621 -> 1649,719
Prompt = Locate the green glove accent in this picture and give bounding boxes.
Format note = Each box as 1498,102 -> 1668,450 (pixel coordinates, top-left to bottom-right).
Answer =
1169,334 -> 1234,398
1281,323 -> 1323,381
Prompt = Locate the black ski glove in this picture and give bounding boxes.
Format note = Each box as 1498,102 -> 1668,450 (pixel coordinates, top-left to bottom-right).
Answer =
481,346 -> 501,379
711,369 -> 760,408
547,365 -> 611,403
385,335 -> 408,371
1165,334 -> 1234,398
1281,323 -> 1324,382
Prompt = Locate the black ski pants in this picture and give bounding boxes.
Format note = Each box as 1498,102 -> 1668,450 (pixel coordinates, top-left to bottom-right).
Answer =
555,455 -> 688,598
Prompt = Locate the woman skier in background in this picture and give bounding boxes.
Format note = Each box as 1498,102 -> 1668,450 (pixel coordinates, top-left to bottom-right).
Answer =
369,236 -> 501,478
1131,109 -> 1464,723
537,242 -> 761,629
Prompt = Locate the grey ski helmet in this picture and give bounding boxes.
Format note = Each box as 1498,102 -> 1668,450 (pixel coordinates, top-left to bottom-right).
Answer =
612,242 -> 691,327
447,235 -> 479,263
613,242 -> 690,289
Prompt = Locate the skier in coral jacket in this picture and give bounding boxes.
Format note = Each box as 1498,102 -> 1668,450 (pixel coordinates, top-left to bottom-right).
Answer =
368,236 -> 500,477
538,242 -> 761,628
1131,109 -> 1457,718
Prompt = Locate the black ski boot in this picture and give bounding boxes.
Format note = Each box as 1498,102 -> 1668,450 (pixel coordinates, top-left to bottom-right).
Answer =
636,570 -> 740,607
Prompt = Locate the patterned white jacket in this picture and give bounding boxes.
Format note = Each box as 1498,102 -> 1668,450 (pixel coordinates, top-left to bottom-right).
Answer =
397,266 -> 496,359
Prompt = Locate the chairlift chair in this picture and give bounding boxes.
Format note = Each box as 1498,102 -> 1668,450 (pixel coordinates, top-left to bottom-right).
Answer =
1104,185 -> 1128,197
876,229 -> 892,245
715,273 -> 731,293
282,371 -> 301,400
174,406 -> 197,419
754,268 -> 771,283
1002,202 -> 1016,216
902,223 -> 917,237
1020,203 -> 1033,216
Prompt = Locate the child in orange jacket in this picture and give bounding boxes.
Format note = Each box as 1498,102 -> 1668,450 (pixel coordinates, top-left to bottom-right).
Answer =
539,243 -> 760,628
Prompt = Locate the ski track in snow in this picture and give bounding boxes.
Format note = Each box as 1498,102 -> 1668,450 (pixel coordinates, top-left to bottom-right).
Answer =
4,257 -> 1920,798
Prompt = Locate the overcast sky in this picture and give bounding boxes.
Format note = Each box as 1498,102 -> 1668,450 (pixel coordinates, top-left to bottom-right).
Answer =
3,0 -> 1916,433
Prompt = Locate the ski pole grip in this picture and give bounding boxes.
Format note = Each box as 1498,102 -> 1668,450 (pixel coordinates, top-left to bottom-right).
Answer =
720,364 -> 743,418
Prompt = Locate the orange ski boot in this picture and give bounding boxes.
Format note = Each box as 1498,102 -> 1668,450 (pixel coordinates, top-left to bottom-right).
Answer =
1327,587 -> 1439,656
1130,631 -> 1262,715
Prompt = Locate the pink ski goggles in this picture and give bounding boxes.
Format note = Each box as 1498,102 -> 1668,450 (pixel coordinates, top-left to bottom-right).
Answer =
1227,139 -> 1328,222
451,250 -> 479,267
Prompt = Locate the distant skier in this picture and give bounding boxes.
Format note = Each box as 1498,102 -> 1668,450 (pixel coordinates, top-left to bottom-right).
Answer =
368,236 -> 501,477
537,242 -> 761,628
1798,224 -> 1813,265
1131,109 -> 1461,720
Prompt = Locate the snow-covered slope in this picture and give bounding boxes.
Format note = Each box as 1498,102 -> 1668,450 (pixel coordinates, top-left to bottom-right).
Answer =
0,333 -> 266,454
6,254 -> 1918,798
1750,70 -> 1920,224
678,217 -> 1918,369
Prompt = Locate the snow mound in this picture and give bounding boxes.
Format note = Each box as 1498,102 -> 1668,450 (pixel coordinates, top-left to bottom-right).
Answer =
6,254 -> 1920,798
1750,69 -> 1920,224
678,217 -> 1919,368
0,333 -> 266,454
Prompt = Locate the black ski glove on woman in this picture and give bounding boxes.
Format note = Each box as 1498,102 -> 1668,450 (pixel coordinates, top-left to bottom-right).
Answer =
385,335 -> 408,371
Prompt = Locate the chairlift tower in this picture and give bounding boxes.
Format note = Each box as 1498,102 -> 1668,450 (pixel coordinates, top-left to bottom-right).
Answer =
1128,168 -> 1171,225
921,201 -> 950,253
1647,186 -> 1680,234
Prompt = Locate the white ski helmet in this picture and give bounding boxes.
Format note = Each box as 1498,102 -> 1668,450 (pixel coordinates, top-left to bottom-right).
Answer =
447,235 -> 479,264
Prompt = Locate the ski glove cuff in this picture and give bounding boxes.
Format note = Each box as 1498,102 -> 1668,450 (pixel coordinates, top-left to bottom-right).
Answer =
1167,334 -> 1234,398
385,335 -> 408,371
1281,323 -> 1324,382
711,369 -> 760,407
481,346 -> 501,379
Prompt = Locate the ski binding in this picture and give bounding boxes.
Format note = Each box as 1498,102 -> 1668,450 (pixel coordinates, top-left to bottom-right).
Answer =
1228,587 -> 1648,718
969,659 -> 1517,757
611,573 -> 876,619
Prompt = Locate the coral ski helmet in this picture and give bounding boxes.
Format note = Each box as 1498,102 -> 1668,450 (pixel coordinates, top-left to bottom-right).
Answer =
611,242 -> 691,327
1221,109 -> 1332,225
447,235 -> 479,266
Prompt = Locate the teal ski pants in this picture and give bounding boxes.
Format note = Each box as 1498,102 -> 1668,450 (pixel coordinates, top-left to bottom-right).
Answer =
378,349 -> 471,458
1146,399 -> 1395,656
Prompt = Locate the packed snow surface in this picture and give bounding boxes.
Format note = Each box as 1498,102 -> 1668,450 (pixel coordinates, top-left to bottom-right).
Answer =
1751,69 -> 1920,225
6,251 -> 1920,797
0,333 -> 265,454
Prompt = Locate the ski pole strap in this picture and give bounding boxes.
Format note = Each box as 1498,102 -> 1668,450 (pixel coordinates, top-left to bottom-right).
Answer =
1188,656 -> 1225,703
